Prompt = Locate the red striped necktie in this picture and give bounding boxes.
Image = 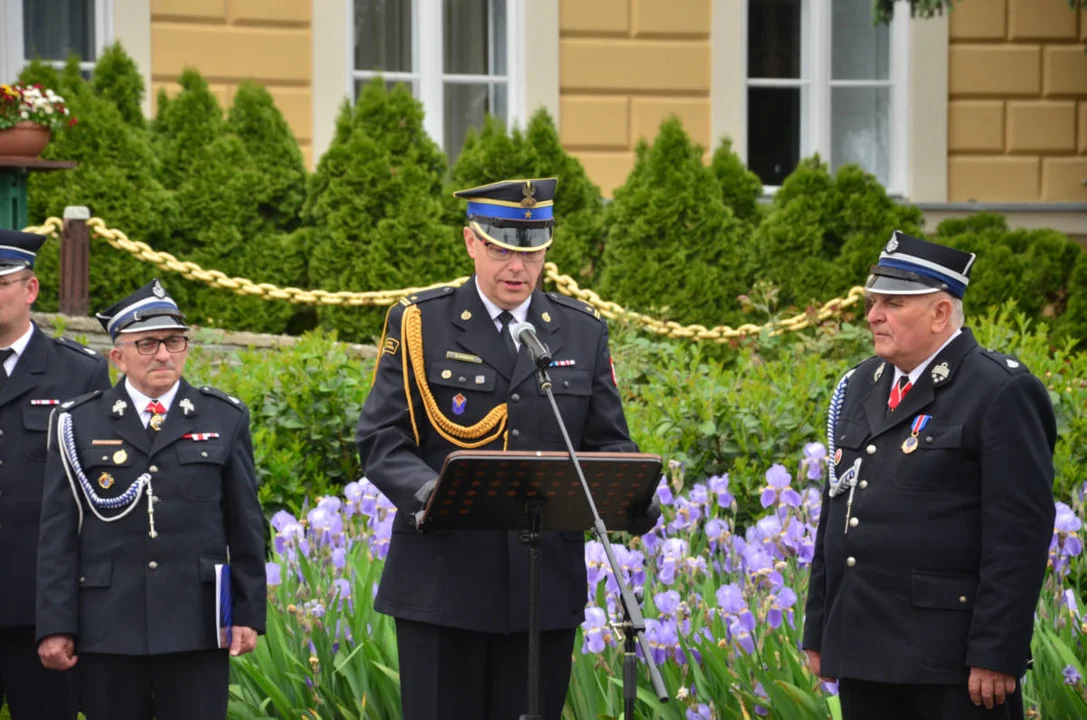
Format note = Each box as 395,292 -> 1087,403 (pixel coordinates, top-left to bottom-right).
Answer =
888,376 -> 912,411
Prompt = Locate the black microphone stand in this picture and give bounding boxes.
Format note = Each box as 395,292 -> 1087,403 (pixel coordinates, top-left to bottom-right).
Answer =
517,344 -> 669,720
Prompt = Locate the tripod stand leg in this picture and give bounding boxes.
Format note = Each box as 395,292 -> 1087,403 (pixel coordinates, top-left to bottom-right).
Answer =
520,503 -> 544,720
623,614 -> 637,719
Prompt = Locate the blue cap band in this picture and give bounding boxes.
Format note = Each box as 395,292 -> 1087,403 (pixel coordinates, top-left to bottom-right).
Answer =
0,245 -> 36,267
466,202 -> 553,222
876,258 -> 967,298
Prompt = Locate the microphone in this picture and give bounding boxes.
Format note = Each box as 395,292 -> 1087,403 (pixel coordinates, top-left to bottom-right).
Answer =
509,321 -> 552,370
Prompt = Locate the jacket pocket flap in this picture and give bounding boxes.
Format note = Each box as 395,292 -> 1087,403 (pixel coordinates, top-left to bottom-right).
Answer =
177,443 -> 227,465
198,555 -> 226,583
428,362 -> 497,392
539,368 -> 591,396
22,406 -> 52,431
912,571 -> 978,610
79,561 -> 113,588
80,445 -> 132,468
834,420 -> 867,450
918,423 -> 963,450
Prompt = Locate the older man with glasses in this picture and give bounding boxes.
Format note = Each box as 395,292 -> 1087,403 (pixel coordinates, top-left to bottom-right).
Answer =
357,178 -> 659,720
35,278 -> 266,720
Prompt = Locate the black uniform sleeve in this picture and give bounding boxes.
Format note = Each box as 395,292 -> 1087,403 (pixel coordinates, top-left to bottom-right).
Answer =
356,303 -> 440,513
581,321 -> 638,453
966,373 -> 1056,676
222,408 -> 267,634
36,414 -> 81,644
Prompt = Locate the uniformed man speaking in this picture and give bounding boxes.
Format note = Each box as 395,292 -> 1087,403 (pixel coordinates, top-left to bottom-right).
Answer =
357,178 -> 657,720
35,279 -> 266,720
803,232 -> 1057,718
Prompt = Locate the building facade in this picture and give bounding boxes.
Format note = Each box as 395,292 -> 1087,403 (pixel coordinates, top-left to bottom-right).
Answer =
1,0 -> 1084,237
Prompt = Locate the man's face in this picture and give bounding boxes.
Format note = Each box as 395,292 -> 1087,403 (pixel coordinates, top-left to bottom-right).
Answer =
0,270 -> 37,336
866,292 -> 951,372
463,227 -> 545,310
110,330 -> 189,398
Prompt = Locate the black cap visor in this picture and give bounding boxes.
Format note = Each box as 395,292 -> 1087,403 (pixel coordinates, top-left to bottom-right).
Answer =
866,265 -> 947,296
470,220 -> 553,252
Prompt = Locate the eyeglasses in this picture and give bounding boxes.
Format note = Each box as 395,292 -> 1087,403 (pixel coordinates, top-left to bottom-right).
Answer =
477,238 -> 546,265
0,275 -> 31,289
118,336 -> 189,355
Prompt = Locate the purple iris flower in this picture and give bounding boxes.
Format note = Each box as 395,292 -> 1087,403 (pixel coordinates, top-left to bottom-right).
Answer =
616,546 -> 646,590
585,542 -> 610,591
767,586 -> 798,629
331,547 -> 347,569
332,578 -> 351,604
688,483 -> 710,510
760,464 -> 802,509
754,681 -> 769,716
801,487 -> 822,520
274,518 -> 305,555
728,611 -> 756,655
265,561 -> 282,587
270,509 -> 298,533
645,617 -> 682,666
317,496 -> 342,514
802,442 -> 827,481
1054,502 -> 1083,555
358,478 -> 381,517
1064,665 -> 1082,685
581,606 -> 611,653
304,600 -> 326,619
686,704 -> 712,720
657,539 -> 689,586
706,473 -> 734,510
705,518 -> 731,554
655,477 -> 674,506
655,590 -> 681,616
669,497 -> 702,533
343,481 -> 363,516
822,680 -> 839,695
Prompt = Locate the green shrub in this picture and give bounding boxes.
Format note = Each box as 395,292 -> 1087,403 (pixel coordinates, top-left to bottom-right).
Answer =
709,136 -> 763,226
598,117 -> 752,326
751,157 -> 923,312
152,68 -> 226,194
184,331 -> 375,513
23,56 -> 178,314
91,42 -> 146,128
305,79 -> 468,342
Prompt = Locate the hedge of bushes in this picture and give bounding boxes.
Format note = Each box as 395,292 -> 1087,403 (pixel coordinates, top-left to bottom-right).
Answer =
22,45 -> 1087,345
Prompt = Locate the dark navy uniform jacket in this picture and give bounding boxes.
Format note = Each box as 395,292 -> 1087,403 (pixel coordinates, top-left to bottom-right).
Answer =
36,379 -> 267,655
357,280 -> 637,634
0,324 -> 110,628
803,328 -> 1056,684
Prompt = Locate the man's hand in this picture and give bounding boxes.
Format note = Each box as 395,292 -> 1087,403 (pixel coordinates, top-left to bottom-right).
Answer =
38,635 -> 77,671
804,650 -> 836,683
229,626 -> 259,657
627,495 -> 662,536
968,666 -> 1017,708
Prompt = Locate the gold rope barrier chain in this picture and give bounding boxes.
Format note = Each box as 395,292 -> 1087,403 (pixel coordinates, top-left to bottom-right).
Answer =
23,217 -> 866,342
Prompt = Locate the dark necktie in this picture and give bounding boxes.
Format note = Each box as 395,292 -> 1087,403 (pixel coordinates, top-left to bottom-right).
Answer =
497,311 -> 518,362
888,375 -> 912,411
0,348 -> 14,391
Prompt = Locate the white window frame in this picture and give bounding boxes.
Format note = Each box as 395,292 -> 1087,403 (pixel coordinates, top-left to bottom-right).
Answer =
0,0 -> 113,83
346,0 -> 526,151
744,0 -> 909,194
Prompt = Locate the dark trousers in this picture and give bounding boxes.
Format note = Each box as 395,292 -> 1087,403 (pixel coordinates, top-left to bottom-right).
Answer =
395,618 -> 576,720
0,626 -> 77,720
79,649 -> 229,720
839,677 -> 1024,720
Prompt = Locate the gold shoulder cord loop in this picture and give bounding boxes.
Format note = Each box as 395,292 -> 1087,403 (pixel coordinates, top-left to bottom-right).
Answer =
401,305 -> 508,448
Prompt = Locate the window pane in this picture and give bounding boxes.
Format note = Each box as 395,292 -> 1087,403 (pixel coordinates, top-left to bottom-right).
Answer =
354,0 -> 413,73
444,82 -> 507,161
747,0 -> 801,79
444,0 -> 506,76
832,0 -> 890,80
23,0 -> 95,62
831,86 -> 890,186
747,87 -> 801,186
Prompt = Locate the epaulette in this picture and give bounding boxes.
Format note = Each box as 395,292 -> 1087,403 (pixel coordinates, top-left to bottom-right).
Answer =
54,336 -> 103,360
58,389 -> 103,411
198,386 -> 247,411
547,292 -> 602,320
980,348 -> 1029,375
398,286 -> 455,307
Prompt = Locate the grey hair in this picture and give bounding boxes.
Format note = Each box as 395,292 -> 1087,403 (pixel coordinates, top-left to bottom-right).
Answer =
949,296 -> 965,329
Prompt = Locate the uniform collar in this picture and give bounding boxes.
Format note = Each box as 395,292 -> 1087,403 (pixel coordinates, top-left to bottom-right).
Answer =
125,377 -> 181,413
0,321 -> 35,365
474,276 -> 530,326
891,328 -> 962,389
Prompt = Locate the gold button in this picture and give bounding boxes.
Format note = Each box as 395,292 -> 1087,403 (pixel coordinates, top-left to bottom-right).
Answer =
201,451 -> 208,457
846,557 -> 856,567
849,517 -> 859,528
858,480 -> 868,489
149,465 -> 159,473
441,369 -> 452,379
148,561 -> 158,570
865,445 -> 877,455
959,595 -> 968,604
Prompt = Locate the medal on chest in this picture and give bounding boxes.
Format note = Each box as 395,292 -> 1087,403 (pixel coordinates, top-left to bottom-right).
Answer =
902,414 -> 931,454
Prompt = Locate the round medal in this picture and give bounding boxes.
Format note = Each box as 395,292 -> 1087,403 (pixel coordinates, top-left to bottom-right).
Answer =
901,436 -> 919,454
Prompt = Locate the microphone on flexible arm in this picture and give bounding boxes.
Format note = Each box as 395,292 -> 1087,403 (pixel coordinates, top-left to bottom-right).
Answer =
509,321 -> 552,372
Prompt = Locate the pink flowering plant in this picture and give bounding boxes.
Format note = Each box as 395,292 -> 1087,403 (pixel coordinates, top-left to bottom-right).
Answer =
0,83 -> 75,132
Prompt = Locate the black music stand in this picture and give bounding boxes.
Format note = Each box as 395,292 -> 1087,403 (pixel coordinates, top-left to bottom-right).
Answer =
416,450 -> 665,720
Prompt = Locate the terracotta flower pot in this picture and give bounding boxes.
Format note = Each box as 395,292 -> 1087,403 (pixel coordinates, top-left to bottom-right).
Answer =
0,121 -> 51,158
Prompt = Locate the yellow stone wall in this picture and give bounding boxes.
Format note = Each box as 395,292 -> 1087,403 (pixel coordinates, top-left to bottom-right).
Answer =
558,0 -> 712,197
948,0 -> 1087,202
149,0 -> 313,165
